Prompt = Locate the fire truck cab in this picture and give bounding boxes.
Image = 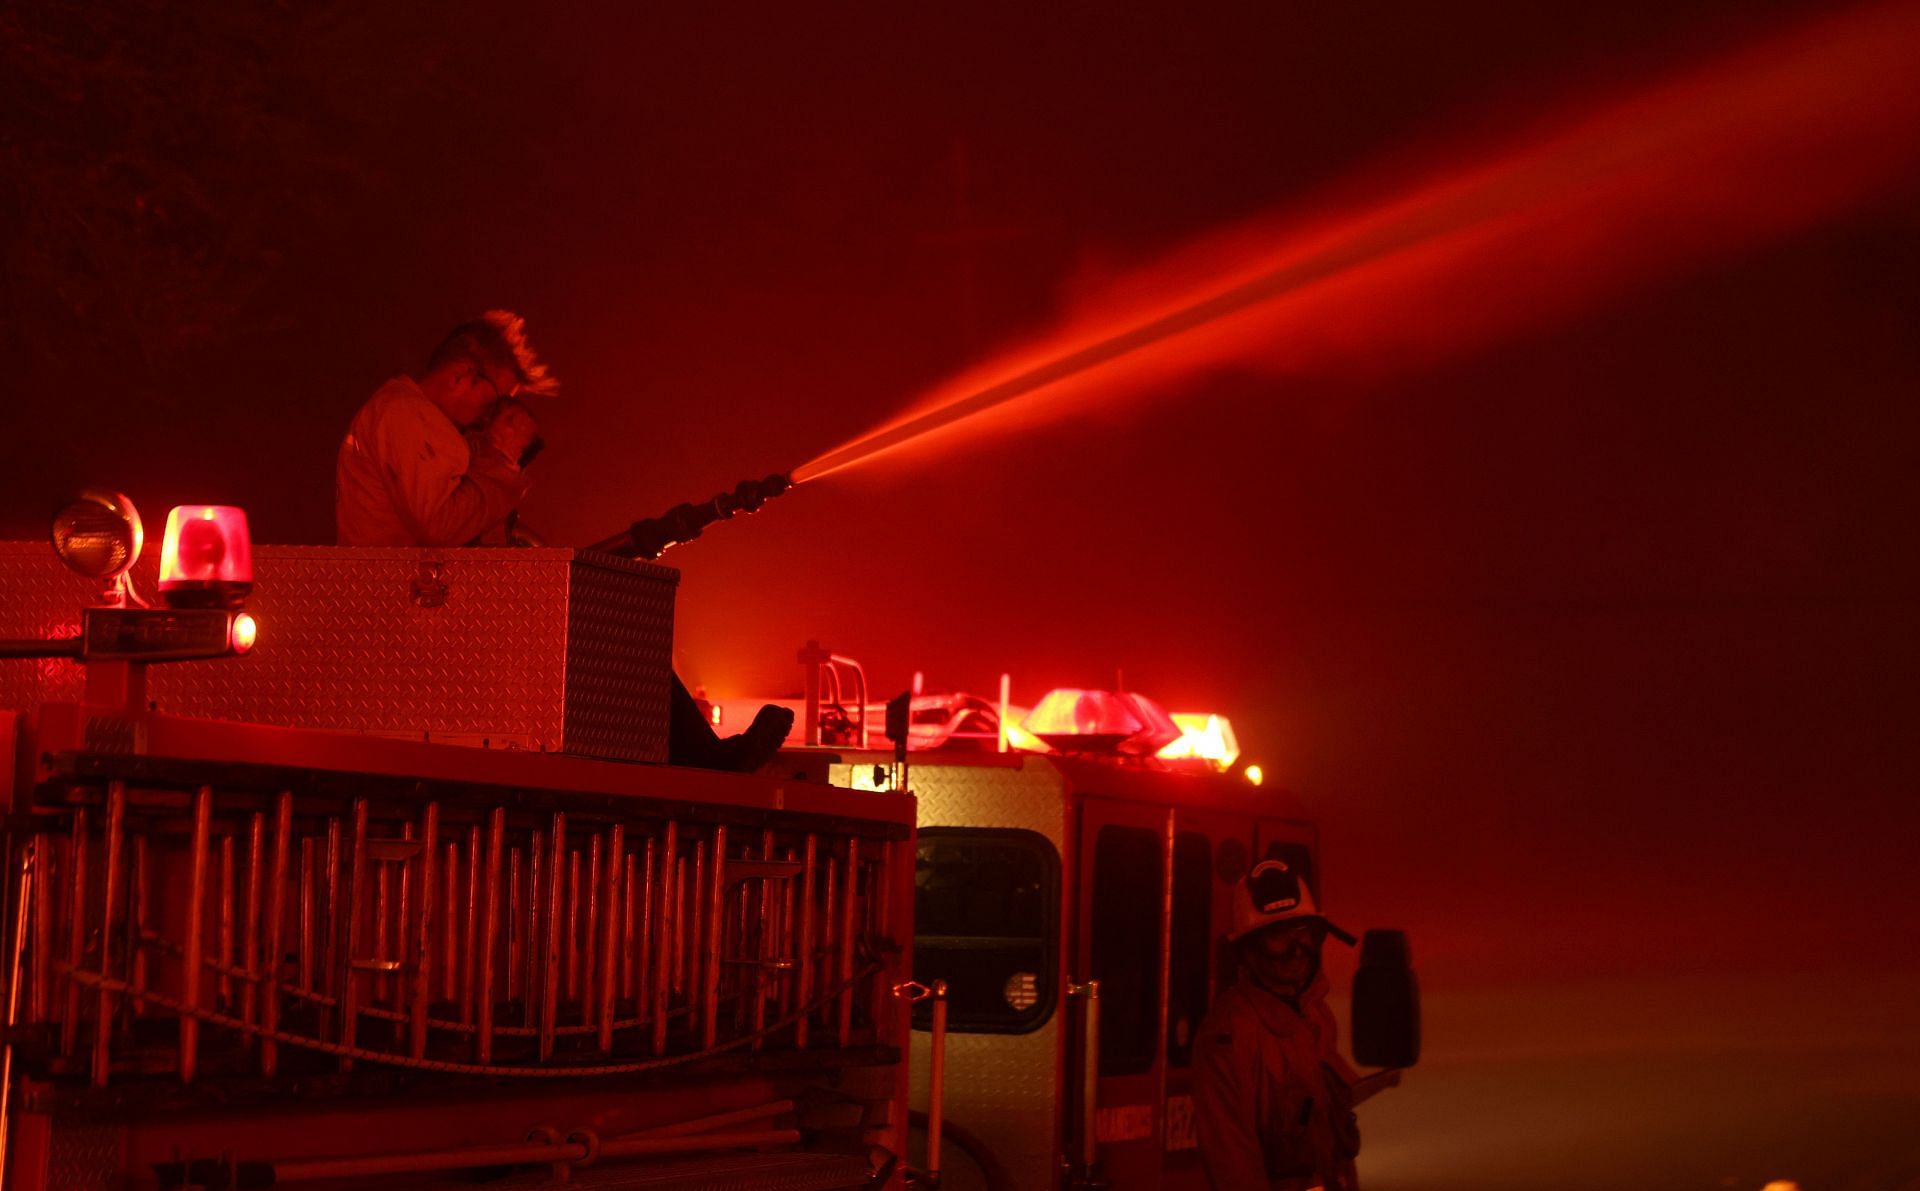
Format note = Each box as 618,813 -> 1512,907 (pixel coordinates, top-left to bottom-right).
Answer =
712,669 -> 1421,1191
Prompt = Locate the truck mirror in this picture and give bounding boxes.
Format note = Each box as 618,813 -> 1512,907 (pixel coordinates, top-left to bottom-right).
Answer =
1351,928 -> 1421,1069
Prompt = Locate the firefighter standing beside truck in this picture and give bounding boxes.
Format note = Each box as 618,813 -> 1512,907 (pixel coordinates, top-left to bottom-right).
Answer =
1193,860 -> 1400,1191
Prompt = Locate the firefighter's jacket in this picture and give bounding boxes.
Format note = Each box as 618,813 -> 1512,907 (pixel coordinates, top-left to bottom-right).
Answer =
1192,972 -> 1361,1191
336,376 -> 530,547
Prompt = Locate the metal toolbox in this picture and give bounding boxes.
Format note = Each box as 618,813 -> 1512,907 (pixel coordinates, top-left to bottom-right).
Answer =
0,544 -> 677,762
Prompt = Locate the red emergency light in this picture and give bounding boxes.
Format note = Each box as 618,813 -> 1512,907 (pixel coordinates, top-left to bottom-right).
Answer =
1023,688 -> 1182,755
158,506 -> 254,610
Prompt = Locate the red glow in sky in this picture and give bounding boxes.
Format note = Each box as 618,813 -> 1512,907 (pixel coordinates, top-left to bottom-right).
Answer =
6,1 -> 1918,1183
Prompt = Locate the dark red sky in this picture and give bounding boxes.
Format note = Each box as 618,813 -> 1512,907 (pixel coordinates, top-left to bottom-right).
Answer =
5,2 -> 1918,1185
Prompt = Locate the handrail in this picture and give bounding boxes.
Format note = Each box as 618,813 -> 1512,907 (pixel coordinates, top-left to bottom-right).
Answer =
1068,979 -> 1102,1179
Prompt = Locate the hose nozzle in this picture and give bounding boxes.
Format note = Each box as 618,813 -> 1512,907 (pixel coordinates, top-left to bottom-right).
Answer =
589,473 -> 792,559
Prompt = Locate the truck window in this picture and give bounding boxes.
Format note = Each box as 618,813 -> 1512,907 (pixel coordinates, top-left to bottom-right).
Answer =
1091,824 -> 1163,1077
913,827 -> 1059,1033
1167,831 -> 1212,1067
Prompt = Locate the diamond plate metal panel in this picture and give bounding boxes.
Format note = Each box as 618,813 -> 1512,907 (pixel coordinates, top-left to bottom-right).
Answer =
168,547 -> 572,745
878,757 -> 1069,849
45,1121 -> 125,1191
0,543 -> 675,762
882,758 -> 1068,1191
912,1022 -> 1063,1191
563,553 -> 676,761
0,542 -> 92,708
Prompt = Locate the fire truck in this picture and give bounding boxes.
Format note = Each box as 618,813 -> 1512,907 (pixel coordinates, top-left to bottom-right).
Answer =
704,659 -> 1418,1191
0,492 -> 1417,1190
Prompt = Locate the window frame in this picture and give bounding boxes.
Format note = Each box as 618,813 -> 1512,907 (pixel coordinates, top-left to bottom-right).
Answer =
1166,829 -> 1214,1068
911,826 -> 1062,1035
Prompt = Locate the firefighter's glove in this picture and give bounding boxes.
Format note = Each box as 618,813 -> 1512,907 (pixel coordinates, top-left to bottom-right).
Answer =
485,399 -> 542,468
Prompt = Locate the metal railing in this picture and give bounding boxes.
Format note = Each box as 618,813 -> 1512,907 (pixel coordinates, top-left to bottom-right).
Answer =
2,772 -> 898,1090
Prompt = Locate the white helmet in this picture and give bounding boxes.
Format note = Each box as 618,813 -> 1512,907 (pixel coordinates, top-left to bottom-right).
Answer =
1229,859 -> 1356,945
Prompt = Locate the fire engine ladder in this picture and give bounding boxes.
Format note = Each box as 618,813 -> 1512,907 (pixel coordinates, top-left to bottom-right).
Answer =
3,764 -> 899,1089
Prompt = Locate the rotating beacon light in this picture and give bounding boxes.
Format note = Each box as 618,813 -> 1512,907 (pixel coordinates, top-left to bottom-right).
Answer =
158,505 -> 254,609
8,494 -> 258,668
1022,688 -> 1183,755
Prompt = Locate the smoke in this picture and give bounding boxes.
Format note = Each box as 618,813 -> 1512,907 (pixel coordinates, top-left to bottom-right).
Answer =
796,0 -> 1920,483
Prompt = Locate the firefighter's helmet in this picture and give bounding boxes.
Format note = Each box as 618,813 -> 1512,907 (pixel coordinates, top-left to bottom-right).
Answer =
1230,859 -> 1357,945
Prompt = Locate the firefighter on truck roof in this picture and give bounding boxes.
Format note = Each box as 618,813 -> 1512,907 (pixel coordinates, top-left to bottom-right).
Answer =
1194,859 -> 1401,1191
333,309 -> 791,771
335,308 -> 552,549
